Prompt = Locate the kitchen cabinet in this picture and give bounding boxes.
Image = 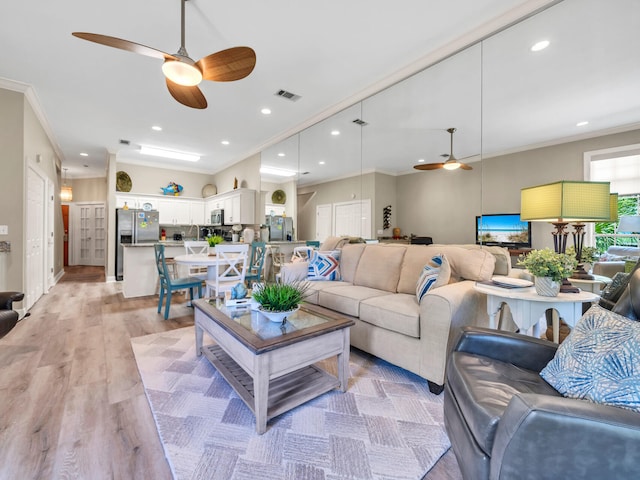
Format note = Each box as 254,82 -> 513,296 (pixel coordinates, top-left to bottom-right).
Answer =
158,198 -> 204,225
223,189 -> 255,225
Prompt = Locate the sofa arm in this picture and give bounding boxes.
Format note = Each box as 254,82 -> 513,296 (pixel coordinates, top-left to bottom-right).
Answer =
280,261 -> 308,283
0,291 -> 24,310
592,261 -> 625,278
491,393 -> 640,480
454,326 -> 558,372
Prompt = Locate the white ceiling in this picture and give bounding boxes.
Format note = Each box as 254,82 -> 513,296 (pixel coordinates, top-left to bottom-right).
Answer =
1,0 -> 639,185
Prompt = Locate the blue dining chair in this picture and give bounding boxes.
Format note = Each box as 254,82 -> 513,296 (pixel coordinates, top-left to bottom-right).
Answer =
245,241 -> 266,287
154,244 -> 202,319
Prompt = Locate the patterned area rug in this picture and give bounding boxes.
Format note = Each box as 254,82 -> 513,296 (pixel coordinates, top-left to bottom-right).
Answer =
131,327 -> 451,480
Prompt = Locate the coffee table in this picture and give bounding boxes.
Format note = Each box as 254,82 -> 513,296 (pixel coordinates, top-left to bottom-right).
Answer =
193,299 -> 354,434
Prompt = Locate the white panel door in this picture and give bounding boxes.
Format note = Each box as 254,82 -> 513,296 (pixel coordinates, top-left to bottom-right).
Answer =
333,200 -> 371,238
71,203 -> 106,266
316,204 -> 332,242
26,166 -> 45,310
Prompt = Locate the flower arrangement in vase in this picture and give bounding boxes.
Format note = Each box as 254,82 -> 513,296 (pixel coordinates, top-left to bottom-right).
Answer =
518,248 -> 578,296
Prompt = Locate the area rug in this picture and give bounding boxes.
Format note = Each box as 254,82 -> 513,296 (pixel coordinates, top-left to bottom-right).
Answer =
131,327 -> 451,480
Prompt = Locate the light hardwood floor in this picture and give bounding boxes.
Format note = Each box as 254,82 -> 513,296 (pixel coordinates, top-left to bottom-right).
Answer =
0,266 -> 462,480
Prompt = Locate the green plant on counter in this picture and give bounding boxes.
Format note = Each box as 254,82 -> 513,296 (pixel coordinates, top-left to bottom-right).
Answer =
252,281 -> 309,312
517,248 -> 578,281
206,235 -> 224,247
566,245 -> 600,263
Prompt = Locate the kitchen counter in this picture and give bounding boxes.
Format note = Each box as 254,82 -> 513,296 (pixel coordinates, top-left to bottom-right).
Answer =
122,243 -> 186,298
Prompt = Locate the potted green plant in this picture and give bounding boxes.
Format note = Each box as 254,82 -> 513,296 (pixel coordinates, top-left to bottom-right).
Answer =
206,234 -> 224,253
566,245 -> 600,273
517,248 -> 578,296
252,281 -> 310,322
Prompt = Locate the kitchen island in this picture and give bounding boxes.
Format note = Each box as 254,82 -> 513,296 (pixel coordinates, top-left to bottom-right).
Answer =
122,242 -> 185,298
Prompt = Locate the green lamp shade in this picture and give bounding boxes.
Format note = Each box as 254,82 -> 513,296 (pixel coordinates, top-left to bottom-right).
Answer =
521,181 -> 610,222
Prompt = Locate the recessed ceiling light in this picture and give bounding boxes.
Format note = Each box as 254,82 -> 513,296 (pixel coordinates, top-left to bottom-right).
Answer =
152,125 -> 162,131
278,152 -> 285,157
331,130 -> 340,136
80,152 -> 88,157
261,108 -> 272,115
221,140 -> 230,145
530,40 -> 550,52
576,121 -> 589,127
319,161 -> 326,165
418,158 -> 425,163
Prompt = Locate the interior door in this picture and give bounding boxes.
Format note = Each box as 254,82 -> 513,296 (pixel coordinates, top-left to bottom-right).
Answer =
71,203 -> 106,266
333,200 -> 371,238
26,166 -> 45,309
316,204 -> 332,242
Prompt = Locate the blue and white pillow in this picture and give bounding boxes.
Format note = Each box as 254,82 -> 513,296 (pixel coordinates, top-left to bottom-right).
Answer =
308,250 -> 341,281
541,304 -> 640,412
416,254 -> 450,302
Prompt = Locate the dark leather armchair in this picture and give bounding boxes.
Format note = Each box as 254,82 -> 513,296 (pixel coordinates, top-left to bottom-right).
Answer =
444,269 -> 640,480
0,291 -> 24,338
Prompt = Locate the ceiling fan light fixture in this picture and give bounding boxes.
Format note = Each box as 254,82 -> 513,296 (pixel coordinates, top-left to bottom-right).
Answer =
443,160 -> 461,170
162,58 -> 202,86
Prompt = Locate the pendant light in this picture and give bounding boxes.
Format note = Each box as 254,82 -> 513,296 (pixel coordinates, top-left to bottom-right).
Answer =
60,168 -> 73,202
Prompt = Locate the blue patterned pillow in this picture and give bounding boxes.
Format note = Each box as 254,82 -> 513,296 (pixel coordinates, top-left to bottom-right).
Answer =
416,254 -> 450,302
540,304 -> 640,412
308,250 -> 341,281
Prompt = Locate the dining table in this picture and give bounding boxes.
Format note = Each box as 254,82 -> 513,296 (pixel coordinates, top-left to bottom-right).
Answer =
174,253 -> 222,281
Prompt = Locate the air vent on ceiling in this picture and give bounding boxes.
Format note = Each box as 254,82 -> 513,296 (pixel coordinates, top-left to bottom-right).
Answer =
275,89 -> 301,101
119,139 -> 130,145
352,118 -> 368,126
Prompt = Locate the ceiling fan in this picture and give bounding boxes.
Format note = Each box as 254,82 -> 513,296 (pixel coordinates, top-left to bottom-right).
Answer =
72,0 -> 256,109
413,127 -> 473,171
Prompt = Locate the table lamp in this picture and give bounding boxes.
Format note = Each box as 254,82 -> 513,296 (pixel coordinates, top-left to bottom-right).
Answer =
617,215 -> 640,234
521,181 -> 611,286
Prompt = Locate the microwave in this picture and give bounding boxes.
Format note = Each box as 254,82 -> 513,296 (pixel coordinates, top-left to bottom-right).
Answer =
211,209 -> 224,226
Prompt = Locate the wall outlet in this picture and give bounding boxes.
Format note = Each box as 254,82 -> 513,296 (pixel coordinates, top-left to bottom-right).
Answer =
377,229 -> 383,235
0,225 -> 8,235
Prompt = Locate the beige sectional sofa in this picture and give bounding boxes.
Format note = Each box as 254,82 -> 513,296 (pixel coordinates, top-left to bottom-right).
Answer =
281,242 -> 512,394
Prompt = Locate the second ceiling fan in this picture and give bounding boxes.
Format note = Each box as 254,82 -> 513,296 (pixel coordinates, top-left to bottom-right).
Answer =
413,128 -> 473,171
72,0 -> 256,109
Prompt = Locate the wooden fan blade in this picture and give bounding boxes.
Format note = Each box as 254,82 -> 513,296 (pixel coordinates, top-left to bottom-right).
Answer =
72,32 -> 176,61
197,46 -> 256,82
166,78 -> 207,109
413,163 -> 444,170
460,162 -> 473,170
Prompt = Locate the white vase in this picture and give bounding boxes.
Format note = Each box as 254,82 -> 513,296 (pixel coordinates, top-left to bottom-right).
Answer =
534,276 -> 561,297
258,306 -> 299,323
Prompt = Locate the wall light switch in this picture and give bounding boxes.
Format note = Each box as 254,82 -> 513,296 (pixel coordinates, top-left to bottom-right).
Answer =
377,229 -> 383,235
0,225 -> 7,235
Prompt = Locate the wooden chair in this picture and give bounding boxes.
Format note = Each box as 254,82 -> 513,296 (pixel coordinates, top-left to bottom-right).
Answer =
245,241 -> 266,287
183,240 -> 209,280
154,244 -> 202,320
205,244 -> 249,298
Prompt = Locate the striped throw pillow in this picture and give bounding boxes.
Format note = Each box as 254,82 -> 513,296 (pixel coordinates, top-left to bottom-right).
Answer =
416,254 -> 450,302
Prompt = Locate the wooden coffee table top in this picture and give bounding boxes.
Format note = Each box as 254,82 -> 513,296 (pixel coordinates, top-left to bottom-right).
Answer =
192,299 -> 354,354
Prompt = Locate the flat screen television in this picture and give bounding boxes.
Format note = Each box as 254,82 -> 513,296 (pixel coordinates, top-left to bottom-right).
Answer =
476,213 -> 532,249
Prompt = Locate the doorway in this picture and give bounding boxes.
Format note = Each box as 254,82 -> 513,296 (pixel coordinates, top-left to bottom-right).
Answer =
62,205 -> 69,266
69,203 -> 106,266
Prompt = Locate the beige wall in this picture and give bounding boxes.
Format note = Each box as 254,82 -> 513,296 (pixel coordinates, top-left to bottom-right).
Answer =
0,89 -> 25,292
115,161 -> 216,197
68,177 -> 108,203
0,88 -> 63,296
212,153 -> 262,226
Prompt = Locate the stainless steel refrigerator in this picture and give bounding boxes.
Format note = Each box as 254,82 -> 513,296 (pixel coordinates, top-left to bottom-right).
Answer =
115,209 -> 160,280
266,215 -> 294,241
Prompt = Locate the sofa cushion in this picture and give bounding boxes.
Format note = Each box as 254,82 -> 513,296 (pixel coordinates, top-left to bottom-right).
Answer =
339,243 -> 367,283
319,236 -> 350,251
540,304 -> 640,413
449,350 -> 560,455
318,285 -> 389,317
441,245 -> 496,282
353,244 -> 406,292
360,293 -> 421,338
302,281 -> 352,304
416,254 -> 451,302
308,250 -> 341,281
